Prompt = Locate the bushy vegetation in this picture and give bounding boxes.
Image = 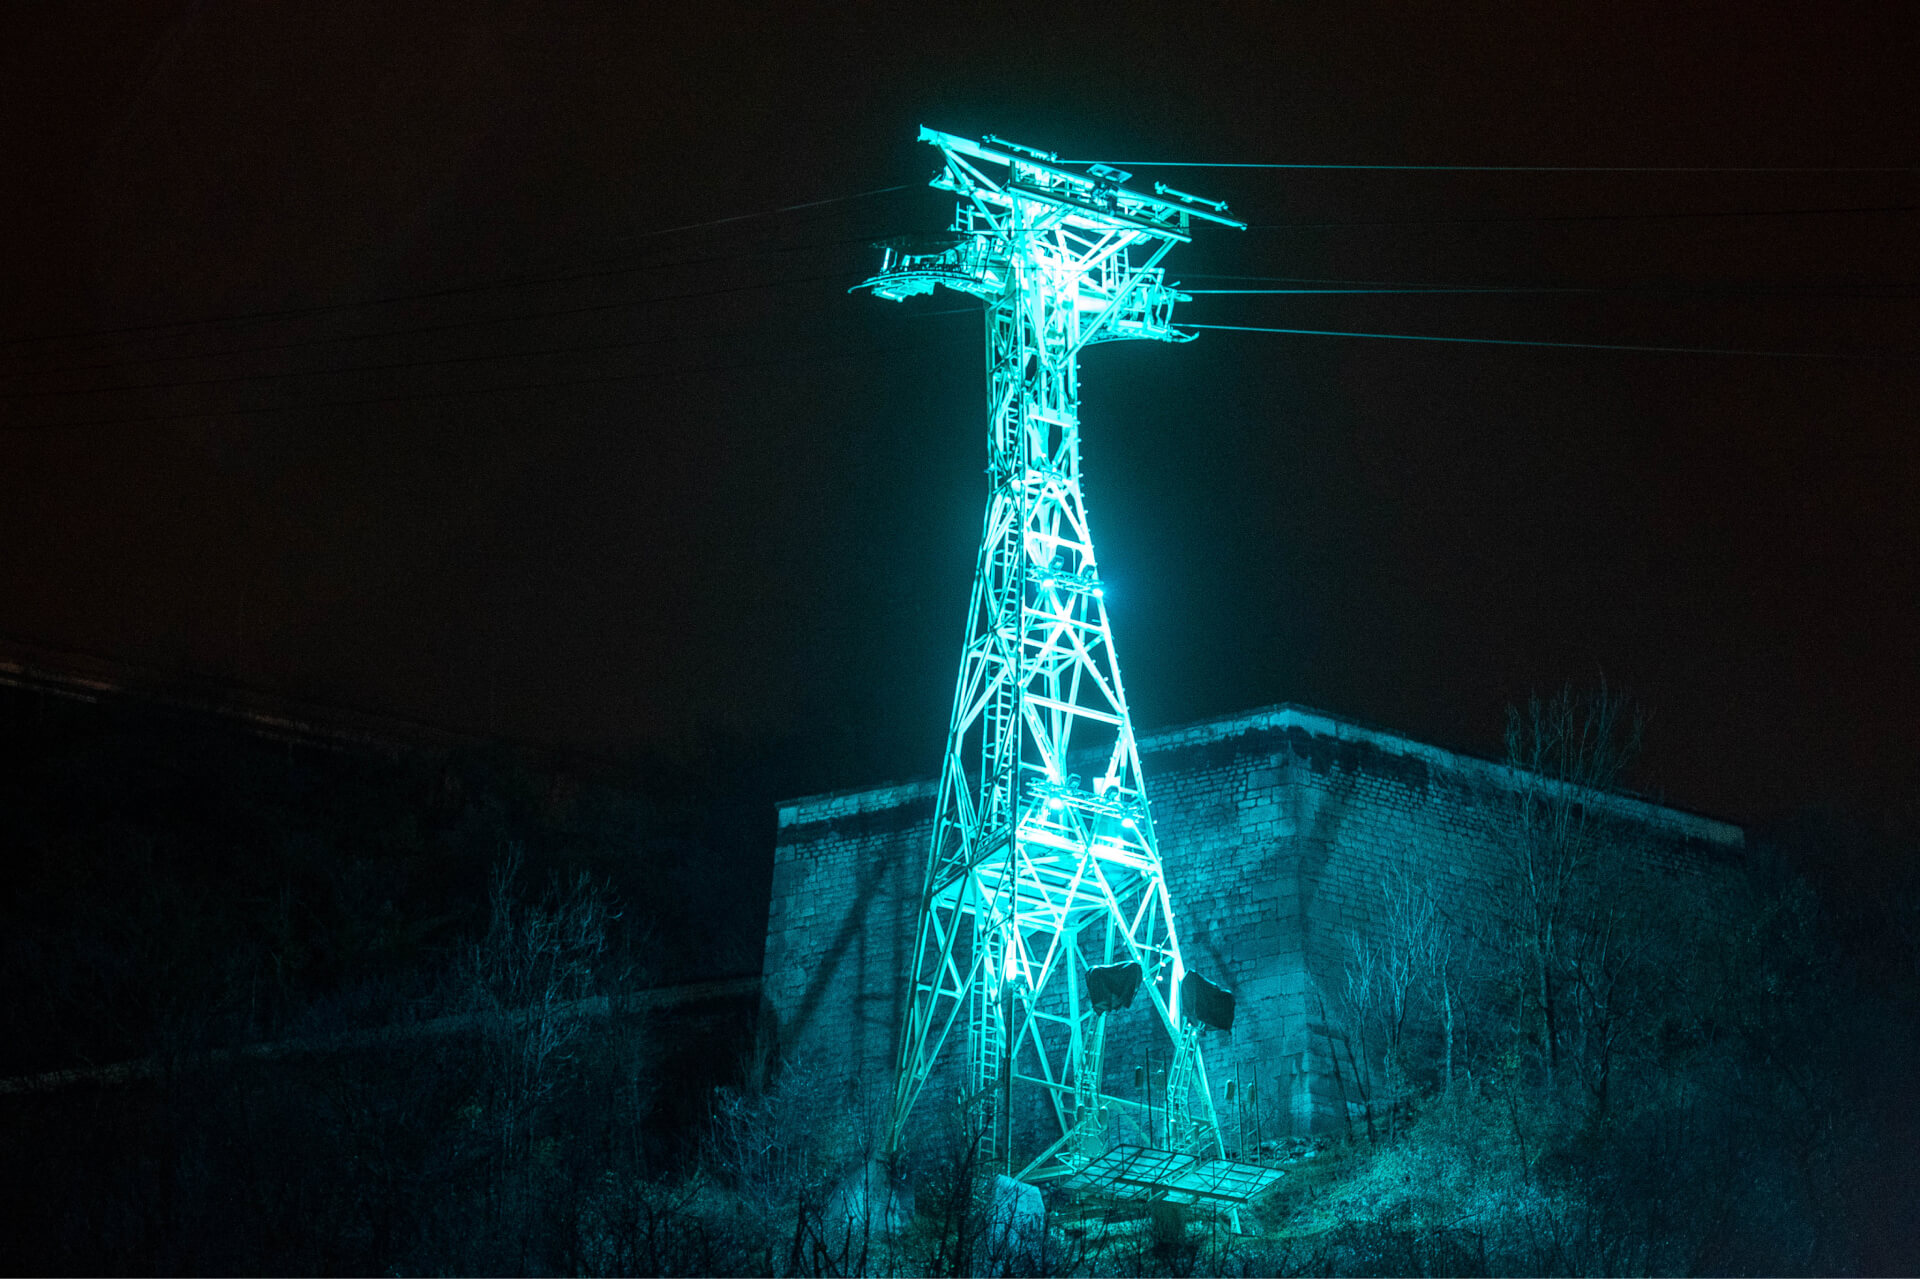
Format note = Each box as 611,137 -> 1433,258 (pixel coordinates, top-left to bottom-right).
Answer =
0,693 -> 760,1272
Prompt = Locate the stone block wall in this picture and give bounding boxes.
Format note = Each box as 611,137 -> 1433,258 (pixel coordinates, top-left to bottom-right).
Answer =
760,704 -> 1743,1144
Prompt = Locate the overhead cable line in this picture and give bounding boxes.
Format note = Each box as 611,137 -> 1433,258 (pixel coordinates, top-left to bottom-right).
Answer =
576,183 -> 910,252
0,271 -> 858,403
1245,204 -> 1920,231
1186,283 -> 1920,297
20,272 -> 1907,408
1184,272 -> 1920,290
0,184 -> 910,354
1186,322 -> 1918,361
0,330 -> 969,435
9,196 -> 1903,372
0,233 -> 891,384
1064,160 -> 1920,172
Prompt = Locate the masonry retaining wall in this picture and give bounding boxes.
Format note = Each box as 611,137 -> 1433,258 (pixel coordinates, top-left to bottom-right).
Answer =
761,704 -> 1743,1147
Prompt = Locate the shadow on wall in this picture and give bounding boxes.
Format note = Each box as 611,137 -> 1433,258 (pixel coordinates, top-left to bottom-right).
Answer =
776,819 -> 922,1098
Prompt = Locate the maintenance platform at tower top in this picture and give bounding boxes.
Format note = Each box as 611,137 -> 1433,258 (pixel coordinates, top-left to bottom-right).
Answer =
759,702 -> 1743,1145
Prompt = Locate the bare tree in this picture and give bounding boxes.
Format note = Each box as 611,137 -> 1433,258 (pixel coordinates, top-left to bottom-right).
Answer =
1499,680 -> 1644,1091
467,845 -> 621,1160
1420,888 -> 1472,1094
1342,862 -> 1471,1137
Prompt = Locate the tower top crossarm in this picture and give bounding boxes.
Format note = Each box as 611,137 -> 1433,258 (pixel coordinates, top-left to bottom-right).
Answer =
856,128 -> 1243,340
918,127 -> 1246,239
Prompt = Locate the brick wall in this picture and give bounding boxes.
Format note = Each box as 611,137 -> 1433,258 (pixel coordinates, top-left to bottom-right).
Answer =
761,704 -> 1743,1143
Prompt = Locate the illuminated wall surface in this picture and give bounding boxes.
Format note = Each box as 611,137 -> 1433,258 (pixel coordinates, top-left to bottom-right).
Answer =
761,703 -> 1743,1144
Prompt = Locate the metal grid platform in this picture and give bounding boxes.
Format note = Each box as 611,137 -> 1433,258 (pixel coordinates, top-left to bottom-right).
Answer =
1064,1145 -> 1286,1208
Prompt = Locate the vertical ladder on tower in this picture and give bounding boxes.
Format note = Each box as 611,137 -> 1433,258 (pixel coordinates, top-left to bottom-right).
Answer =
969,958 -> 1006,1168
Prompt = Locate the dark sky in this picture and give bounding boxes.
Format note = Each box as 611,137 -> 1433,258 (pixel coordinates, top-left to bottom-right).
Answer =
3,1 -> 1916,830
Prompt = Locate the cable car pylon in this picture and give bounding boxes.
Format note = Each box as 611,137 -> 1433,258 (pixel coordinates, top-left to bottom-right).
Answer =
856,128 -> 1244,1181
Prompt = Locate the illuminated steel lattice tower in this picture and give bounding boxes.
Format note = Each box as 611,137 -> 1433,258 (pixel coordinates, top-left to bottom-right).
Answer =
857,128 -> 1243,1181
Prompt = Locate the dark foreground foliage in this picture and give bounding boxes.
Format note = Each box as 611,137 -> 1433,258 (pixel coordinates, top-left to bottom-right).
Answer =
1,685 -> 1915,1274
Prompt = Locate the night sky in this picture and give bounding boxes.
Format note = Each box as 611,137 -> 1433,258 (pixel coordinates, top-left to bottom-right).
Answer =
4,2 -> 1916,832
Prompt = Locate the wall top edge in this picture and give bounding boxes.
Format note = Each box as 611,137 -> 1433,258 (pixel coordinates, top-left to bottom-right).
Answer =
1145,703 -> 1744,846
773,702 -> 1744,846
776,777 -> 938,827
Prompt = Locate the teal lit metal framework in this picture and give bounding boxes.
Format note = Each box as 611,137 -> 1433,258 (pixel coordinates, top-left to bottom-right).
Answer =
857,128 -> 1243,1181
